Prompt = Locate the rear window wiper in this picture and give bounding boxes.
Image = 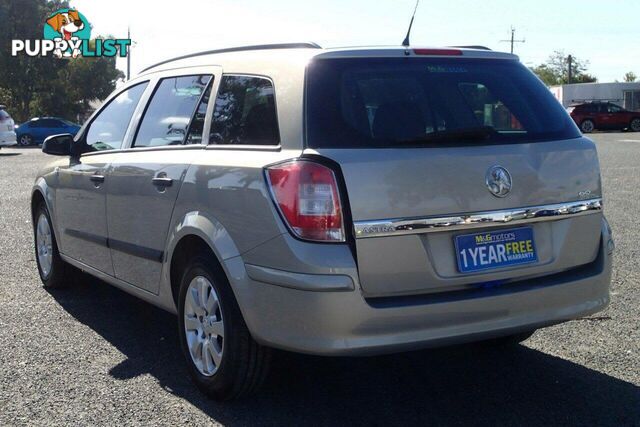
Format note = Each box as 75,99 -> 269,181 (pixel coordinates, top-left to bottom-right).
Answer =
395,126 -> 498,145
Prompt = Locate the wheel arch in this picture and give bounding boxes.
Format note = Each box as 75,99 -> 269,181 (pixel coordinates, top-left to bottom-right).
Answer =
165,211 -> 242,309
31,179 -> 56,228
31,188 -> 46,219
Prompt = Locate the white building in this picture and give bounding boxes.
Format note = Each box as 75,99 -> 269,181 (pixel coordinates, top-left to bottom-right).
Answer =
550,82 -> 640,110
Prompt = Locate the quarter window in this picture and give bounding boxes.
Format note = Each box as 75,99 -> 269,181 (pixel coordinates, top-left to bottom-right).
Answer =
133,75 -> 212,147
210,76 -> 279,145
86,82 -> 148,151
185,83 -> 212,145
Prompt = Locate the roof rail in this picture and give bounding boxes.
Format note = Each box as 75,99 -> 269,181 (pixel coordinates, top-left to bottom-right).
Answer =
139,42 -> 322,73
449,45 -> 492,50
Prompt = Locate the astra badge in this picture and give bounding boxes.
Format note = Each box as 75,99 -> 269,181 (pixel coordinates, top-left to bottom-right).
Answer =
485,165 -> 512,198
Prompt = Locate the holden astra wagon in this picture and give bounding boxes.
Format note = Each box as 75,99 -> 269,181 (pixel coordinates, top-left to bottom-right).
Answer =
32,43 -> 613,400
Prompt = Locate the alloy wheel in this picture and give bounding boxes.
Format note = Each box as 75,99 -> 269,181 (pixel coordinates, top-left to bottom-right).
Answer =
36,213 -> 53,278
183,275 -> 224,376
581,120 -> 594,133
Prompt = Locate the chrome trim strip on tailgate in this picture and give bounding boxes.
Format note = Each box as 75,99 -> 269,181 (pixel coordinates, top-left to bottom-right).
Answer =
354,198 -> 602,239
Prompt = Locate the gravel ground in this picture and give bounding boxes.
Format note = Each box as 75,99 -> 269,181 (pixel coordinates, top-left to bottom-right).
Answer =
0,134 -> 638,426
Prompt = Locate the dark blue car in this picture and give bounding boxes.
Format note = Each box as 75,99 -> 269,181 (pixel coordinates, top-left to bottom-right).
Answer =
16,117 -> 81,146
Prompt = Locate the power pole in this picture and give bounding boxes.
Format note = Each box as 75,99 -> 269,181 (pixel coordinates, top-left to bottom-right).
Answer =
500,26 -> 525,54
126,26 -> 131,81
567,54 -> 573,84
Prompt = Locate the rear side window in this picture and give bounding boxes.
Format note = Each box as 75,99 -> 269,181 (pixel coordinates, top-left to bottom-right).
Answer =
580,104 -> 599,113
86,82 -> 148,151
209,76 -> 279,145
39,119 -> 63,128
306,58 -> 581,148
134,75 -> 212,147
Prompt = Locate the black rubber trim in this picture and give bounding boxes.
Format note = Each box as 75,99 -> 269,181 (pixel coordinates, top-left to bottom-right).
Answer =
64,229 -> 163,262
108,238 -> 164,263
65,228 -> 108,247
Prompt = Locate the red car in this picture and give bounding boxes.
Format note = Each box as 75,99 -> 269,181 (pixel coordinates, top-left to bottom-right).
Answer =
568,101 -> 640,133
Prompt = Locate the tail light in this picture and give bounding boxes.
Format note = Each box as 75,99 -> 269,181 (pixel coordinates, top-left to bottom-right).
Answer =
265,160 -> 345,242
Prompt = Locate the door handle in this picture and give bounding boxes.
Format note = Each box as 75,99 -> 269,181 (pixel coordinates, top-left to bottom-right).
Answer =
152,177 -> 173,188
89,174 -> 105,183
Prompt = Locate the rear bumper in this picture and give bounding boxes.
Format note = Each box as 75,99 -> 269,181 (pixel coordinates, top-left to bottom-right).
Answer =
227,221 -> 613,356
0,131 -> 16,147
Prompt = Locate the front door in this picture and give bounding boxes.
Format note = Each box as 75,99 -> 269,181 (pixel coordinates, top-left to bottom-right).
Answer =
55,81 -> 149,274
55,155 -> 112,274
106,73 -> 214,293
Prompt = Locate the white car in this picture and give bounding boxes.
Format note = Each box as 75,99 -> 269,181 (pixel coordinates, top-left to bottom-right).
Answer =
0,107 -> 17,148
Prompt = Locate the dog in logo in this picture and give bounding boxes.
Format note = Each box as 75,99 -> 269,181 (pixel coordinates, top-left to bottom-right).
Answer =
46,9 -> 84,58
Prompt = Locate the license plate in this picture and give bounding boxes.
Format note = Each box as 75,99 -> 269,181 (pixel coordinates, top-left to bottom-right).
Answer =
455,227 -> 537,273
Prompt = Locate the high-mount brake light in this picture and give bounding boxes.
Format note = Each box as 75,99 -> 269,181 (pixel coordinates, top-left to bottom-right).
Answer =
413,48 -> 463,56
266,160 -> 345,242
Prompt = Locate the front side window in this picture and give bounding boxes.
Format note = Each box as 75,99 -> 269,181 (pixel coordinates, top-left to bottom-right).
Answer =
134,75 -> 212,147
86,82 -> 148,152
209,76 -> 279,145
306,58 -> 581,148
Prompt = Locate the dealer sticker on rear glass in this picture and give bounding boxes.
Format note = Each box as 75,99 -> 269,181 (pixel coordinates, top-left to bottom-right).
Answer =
454,227 -> 538,273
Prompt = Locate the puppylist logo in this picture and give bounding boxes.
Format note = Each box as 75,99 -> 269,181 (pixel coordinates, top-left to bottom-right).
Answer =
11,8 -> 130,59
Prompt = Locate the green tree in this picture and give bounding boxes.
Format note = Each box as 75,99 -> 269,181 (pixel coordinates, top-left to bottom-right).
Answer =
530,51 -> 597,86
0,0 -> 123,123
624,71 -> 637,82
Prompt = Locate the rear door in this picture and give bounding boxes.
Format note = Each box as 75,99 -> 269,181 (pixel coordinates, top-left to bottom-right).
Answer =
305,54 -> 603,297
105,69 -> 218,293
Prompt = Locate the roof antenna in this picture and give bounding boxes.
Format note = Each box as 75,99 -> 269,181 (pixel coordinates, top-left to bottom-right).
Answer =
402,0 -> 420,47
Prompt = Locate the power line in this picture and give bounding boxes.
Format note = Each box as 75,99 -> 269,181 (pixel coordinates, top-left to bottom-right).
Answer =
500,26 -> 525,54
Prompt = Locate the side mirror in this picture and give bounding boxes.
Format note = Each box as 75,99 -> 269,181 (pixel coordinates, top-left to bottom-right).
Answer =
42,134 -> 73,156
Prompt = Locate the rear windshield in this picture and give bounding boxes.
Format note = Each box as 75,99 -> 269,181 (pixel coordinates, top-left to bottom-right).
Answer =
305,58 -> 580,148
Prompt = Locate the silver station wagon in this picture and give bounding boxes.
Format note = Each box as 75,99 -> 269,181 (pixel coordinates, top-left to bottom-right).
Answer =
32,43 -> 614,400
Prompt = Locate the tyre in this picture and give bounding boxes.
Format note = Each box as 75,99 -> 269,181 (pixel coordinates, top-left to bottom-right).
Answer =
177,256 -> 271,400
580,119 -> 595,133
18,134 -> 32,146
33,201 -> 71,288
483,330 -> 536,347
630,118 -> 640,132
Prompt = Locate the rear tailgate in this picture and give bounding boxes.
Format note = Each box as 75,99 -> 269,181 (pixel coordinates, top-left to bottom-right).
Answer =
310,140 -> 602,297
304,53 -> 603,297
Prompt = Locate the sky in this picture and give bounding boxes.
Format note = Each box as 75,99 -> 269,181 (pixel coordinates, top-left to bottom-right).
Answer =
72,0 -> 640,83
